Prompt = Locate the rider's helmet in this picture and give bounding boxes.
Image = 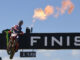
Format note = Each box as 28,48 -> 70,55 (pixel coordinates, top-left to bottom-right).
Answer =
18,20 -> 23,26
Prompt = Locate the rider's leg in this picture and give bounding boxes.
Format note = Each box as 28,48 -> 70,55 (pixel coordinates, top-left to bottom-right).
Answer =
11,37 -> 15,47
15,41 -> 19,52
9,36 -> 13,48
15,37 -> 19,52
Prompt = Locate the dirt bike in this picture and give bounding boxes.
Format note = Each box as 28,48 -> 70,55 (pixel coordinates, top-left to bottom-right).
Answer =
7,34 -> 18,59
6,29 -> 23,59
7,33 -> 23,59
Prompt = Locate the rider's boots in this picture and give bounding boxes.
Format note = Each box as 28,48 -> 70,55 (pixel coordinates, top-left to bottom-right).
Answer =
15,43 -> 19,52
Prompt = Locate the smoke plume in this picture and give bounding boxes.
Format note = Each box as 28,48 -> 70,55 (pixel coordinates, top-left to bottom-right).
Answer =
31,0 -> 74,27
33,5 -> 54,20
61,0 -> 74,14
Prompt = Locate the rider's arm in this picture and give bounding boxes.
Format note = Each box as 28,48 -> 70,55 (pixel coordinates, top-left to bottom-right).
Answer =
14,25 -> 19,31
8,27 -> 14,34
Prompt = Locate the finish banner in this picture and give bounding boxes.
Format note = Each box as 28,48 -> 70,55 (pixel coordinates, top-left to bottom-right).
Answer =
19,33 -> 80,49
0,29 -> 80,49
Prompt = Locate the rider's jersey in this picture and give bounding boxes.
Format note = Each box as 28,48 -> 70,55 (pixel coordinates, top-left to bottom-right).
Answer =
11,25 -> 22,34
